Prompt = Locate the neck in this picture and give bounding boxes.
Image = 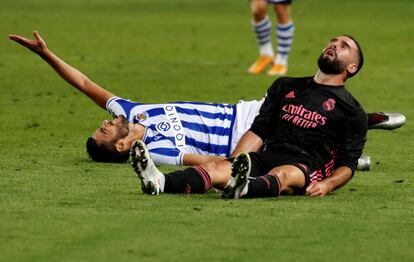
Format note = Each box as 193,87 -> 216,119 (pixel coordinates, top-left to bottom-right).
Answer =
128,123 -> 145,141
314,70 -> 346,86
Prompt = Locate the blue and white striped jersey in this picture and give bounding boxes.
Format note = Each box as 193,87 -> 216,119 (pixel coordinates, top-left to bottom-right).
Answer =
106,96 -> 243,165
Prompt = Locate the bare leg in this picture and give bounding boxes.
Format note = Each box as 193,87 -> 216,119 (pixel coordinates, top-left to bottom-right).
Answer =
251,0 -> 268,22
248,0 -> 275,74
273,3 -> 291,24
200,159 -> 233,188
267,165 -> 305,194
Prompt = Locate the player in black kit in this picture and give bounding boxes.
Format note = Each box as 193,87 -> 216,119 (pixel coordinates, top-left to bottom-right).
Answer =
130,35 -> 374,198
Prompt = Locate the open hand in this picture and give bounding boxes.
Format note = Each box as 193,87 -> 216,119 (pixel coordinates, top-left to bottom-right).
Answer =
9,31 -> 48,56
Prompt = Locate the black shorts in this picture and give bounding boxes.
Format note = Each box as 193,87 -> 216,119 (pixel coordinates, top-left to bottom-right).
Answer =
267,0 -> 292,4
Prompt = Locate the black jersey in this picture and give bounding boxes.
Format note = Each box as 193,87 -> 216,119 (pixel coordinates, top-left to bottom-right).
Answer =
250,76 -> 368,173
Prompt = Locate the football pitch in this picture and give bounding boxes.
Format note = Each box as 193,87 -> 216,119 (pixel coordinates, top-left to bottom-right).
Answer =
1,0 -> 413,261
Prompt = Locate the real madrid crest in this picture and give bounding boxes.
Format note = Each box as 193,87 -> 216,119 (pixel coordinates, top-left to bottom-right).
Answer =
322,98 -> 336,112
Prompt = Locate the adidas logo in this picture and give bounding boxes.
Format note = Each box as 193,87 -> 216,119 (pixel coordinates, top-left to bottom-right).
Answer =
285,91 -> 296,99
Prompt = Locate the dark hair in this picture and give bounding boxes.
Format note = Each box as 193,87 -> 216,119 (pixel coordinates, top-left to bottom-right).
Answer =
344,34 -> 364,78
86,137 -> 129,163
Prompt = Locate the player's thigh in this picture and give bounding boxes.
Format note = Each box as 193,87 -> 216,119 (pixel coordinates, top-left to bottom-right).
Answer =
268,165 -> 305,191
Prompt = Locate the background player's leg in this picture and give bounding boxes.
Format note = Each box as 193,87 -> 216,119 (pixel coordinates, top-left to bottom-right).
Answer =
248,0 -> 274,74
268,2 -> 295,76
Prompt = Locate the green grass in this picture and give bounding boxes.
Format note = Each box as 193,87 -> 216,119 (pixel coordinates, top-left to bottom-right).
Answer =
1,0 -> 413,261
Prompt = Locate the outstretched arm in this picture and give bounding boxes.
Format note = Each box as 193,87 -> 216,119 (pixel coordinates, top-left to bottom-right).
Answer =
9,31 -> 113,109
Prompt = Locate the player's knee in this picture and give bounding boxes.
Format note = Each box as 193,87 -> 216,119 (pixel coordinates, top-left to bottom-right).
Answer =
200,160 -> 231,186
274,4 -> 291,23
200,160 -> 218,174
268,170 -> 287,189
268,166 -> 306,191
251,0 -> 268,21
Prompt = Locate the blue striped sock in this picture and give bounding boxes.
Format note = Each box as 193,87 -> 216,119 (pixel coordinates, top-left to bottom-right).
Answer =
253,17 -> 274,57
275,20 -> 295,65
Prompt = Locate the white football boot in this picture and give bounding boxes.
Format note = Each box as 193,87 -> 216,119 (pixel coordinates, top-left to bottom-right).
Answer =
222,153 -> 251,199
368,112 -> 406,130
357,155 -> 371,171
130,140 -> 164,195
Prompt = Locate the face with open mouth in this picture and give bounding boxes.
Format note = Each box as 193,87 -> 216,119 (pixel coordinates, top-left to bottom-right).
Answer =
317,36 -> 360,76
317,46 -> 344,74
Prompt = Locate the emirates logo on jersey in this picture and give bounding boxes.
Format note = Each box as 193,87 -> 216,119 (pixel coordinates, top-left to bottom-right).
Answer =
281,104 -> 327,128
322,98 -> 336,112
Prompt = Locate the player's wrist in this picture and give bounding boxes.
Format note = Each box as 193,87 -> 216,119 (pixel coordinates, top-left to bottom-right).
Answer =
322,180 -> 335,194
39,47 -> 51,58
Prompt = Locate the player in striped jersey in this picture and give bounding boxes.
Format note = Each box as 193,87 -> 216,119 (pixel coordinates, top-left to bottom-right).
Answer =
101,96 -> 262,165
9,31 -> 262,165
10,32 -> 405,168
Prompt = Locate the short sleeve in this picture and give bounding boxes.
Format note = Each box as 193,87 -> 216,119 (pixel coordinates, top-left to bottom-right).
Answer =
106,96 -> 127,118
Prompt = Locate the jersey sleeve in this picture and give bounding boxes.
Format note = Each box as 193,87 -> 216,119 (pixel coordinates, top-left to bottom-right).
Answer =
249,78 -> 287,141
144,136 -> 185,165
106,96 -> 125,117
335,107 -> 368,173
106,96 -> 140,120
148,148 -> 185,166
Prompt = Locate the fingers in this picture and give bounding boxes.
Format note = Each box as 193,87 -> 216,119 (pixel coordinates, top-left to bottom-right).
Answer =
9,31 -> 47,53
8,31 -> 38,43
33,31 -> 40,40
305,183 -> 315,196
8,34 -> 20,41
305,183 -> 325,197
8,34 -> 29,46
33,31 -> 46,48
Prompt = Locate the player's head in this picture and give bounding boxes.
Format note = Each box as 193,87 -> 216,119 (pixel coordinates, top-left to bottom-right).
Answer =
317,35 -> 364,79
86,115 -> 130,162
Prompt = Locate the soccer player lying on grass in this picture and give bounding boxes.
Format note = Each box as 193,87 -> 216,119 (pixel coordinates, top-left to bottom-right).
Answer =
9,32 -> 405,170
130,35 -> 390,197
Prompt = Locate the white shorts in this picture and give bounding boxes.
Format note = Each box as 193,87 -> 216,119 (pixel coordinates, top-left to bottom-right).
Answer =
230,98 -> 264,153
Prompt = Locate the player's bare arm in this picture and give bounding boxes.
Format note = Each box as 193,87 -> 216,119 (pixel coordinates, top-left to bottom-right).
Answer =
9,31 -> 113,109
183,154 -> 226,166
230,131 -> 263,157
305,166 -> 353,197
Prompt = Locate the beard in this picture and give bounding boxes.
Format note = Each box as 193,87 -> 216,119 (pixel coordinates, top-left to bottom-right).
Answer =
317,50 -> 346,75
114,115 -> 129,140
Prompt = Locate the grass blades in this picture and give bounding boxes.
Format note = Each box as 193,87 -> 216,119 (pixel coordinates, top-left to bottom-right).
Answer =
1,0 -> 413,261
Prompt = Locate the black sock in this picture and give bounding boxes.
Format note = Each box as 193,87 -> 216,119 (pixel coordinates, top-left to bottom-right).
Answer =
164,166 -> 211,194
244,174 -> 281,198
